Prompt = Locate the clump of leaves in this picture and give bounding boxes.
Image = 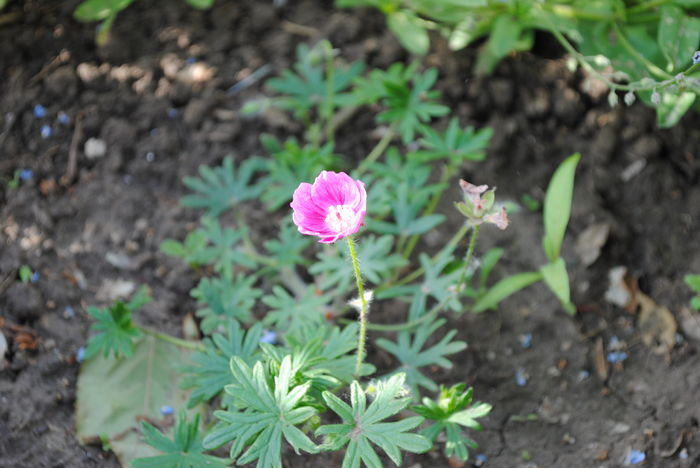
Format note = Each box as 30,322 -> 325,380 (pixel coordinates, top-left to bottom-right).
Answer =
84,286 -> 150,359
685,274 -> 700,310
133,410 -> 230,468
413,383 -> 491,461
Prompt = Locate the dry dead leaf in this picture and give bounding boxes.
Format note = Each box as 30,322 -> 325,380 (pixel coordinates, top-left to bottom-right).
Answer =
593,337 -> 609,381
575,222 -> 610,267
637,293 -> 676,354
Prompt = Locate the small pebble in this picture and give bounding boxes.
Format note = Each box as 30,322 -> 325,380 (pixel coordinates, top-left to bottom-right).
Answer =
84,138 -> 107,159
19,169 -> 33,181
519,333 -> 532,349
76,347 -> 86,363
63,306 -> 76,319
474,454 -> 488,466
40,125 -> 52,139
160,405 -> 174,415
149,128 -> 159,136
625,449 -> 645,465
679,448 -> 688,459
515,367 -> 528,387
260,330 -> 277,344
167,108 -> 178,119
577,370 -> 590,382
185,57 -> 196,65
146,152 -> 155,162
609,335 -> 621,349
34,104 -> 46,119
57,111 -> 70,125
607,351 -> 628,364
30,271 -> 40,283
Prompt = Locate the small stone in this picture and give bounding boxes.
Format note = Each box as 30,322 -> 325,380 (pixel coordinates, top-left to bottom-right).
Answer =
625,449 -> 645,465
57,112 -> 70,125
40,125 -> 52,139
260,330 -> 277,344
34,104 -> 46,119
76,347 -> 86,363
160,405 -> 174,415
19,169 -> 33,181
519,333 -> 532,349
84,138 -> 107,159
63,306 -> 76,319
607,351 -> 628,364
515,368 -> 528,387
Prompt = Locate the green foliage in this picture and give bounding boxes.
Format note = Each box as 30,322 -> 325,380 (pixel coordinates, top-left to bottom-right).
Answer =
84,286 -> 150,359
316,373 -> 432,467
310,235 -> 407,293
368,183 -> 445,236
203,356 -> 319,467
258,135 -> 341,210
181,157 -> 264,217
685,274 -> 700,310
191,274 -> 262,334
542,153 -> 580,262
18,265 -> 33,283
262,285 -> 328,335
181,321 -> 263,408
472,271 -> 543,313
377,293 -> 467,394
540,257 -> 575,314
263,217 -> 312,267
413,384 -> 492,461
417,118 -> 493,163
133,411 -> 230,468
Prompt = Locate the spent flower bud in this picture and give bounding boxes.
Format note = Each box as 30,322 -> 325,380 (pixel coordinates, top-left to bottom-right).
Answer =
455,180 -> 508,230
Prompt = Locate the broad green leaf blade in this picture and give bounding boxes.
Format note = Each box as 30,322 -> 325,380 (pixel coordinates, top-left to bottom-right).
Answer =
74,0 -> 135,21
542,153 -> 580,262
472,271 -> 542,313
185,0 -> 214,9
657,6 -> 700,71
540,258 -> 575,314
685,274 -> 700,292
76,336 -> 193,466
475,14 -> 522,74
387,10 -> 430,55
657,91 -> 696,128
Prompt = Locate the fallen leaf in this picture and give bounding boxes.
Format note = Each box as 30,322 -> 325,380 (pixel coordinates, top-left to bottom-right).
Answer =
637,293 -> 676,354
575,222 -> 610,267
593,337 -> 609,381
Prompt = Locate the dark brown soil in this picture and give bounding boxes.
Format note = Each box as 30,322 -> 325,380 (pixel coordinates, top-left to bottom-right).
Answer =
1,1 -> 699,467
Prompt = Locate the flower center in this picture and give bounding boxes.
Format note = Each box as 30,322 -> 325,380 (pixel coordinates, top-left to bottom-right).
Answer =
324,204 -> 355,233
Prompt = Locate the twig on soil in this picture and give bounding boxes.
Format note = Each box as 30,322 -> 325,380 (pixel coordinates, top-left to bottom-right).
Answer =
280,20 -> 318,38
227,64 -> 272,95
61,112 -> 84,186
29,49 -> 71,86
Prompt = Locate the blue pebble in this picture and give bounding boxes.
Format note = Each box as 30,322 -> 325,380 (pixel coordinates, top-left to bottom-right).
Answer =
475,454 -> 488,465
34,104 -> 46,119
515,368 -> 527,387
678,449 -> 688,459
30,271 -> 40,283
160,405 -> 174,415
64,305 -> 76,319
260,330 -> 277,344
185,57 -> 196,65
19,169 -> 33,181
577,370 -> 590,381
167,108 -> 179,119
76,347 -> 86,363
607,351 -> 628,364
57,112 -> 70,125
626,449 -> 645,465
40,125 -> 52,139
519,333 -> 532,349
693,51 -> 700,65
150,128 -> 159,136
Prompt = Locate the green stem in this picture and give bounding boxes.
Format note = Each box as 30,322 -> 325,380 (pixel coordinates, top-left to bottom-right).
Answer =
356,125 -> 396,175
547,4 -> 617,21
347,236 -> 368,377
627,0 -> 672,15
457,224 -> 480,293
141,327 -> 204,351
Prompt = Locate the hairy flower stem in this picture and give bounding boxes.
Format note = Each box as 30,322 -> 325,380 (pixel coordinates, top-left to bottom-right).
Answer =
347,235 -> 368,377
457,225 -> 480,293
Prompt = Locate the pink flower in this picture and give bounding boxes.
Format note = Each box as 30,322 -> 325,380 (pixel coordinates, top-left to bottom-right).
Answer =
291,171 -> 367,243
459,179 -> 488,211
483,206 -> 509,230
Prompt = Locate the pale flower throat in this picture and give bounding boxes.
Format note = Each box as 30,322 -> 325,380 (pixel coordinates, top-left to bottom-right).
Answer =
325,204 -> 355,233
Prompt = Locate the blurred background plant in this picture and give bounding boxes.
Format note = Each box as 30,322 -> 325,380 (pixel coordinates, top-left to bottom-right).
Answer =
337,0 -> 700,127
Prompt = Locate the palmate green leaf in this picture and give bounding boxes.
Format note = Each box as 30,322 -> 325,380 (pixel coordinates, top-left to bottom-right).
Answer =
685,274 -> 700,292
412,383 -> 491,461
196,217 -> 257,277
266,42 -> 364,118
316,373 -> 431,468
367,183 -> 445,237
76,336 -> 193,465
542,153 -> 580,262
259,136 -> 341,210
191,274 -> 262,334
309,235 -> 407,293
133,411 -> 230,468
203,356 -> 318,468
263,216 -> 312,268
181,321 -> 263,408
181,157 -> 264,217
262,285 -> 328,335
351,62 -> 419,106
84,286 -> 150,359
417,118 -> 492,163
420,249 -> 462,311
376,298 -> 466,394
377,67 -> 449,143
160,230 -> 208,267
